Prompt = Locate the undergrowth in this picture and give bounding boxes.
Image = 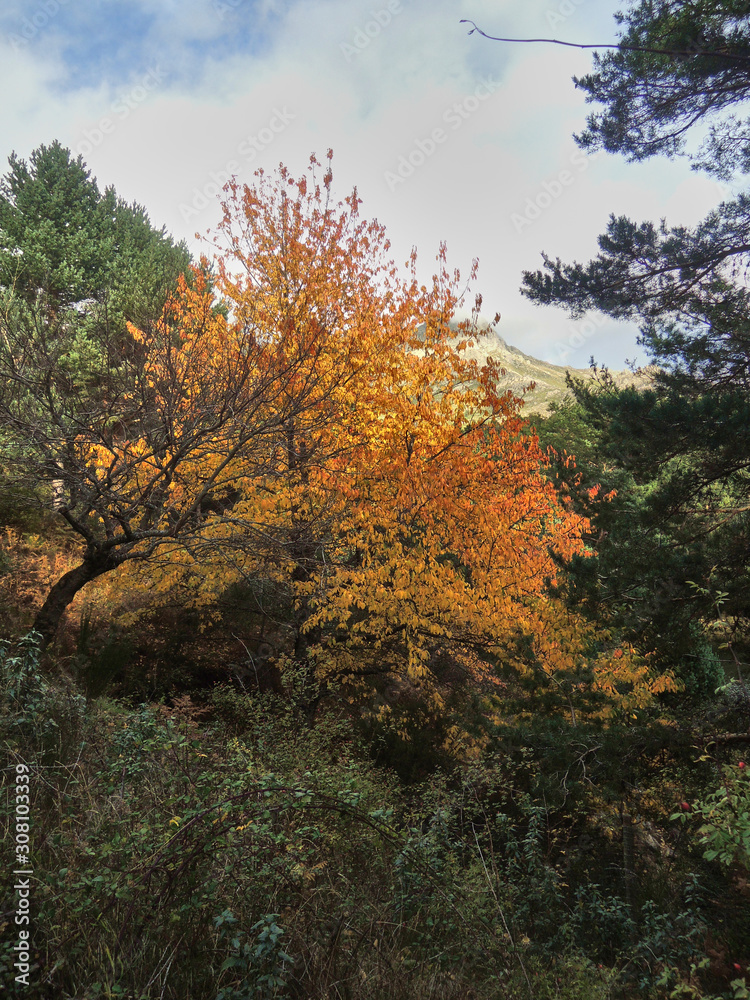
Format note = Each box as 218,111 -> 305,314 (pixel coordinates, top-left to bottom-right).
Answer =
0,640 -> 748,999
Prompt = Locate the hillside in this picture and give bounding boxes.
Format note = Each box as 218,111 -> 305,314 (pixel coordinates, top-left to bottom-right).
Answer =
460,328 -> 655,415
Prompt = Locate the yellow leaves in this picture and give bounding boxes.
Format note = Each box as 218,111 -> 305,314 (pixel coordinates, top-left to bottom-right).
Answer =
518,602 -> 678,721
127,322 -> 146,345
585,645 -> 678,717
102,157 -> 657,728
649,671 -> 680,696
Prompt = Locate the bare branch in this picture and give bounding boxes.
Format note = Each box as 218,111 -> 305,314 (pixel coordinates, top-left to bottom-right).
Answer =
459,20 -> 750,62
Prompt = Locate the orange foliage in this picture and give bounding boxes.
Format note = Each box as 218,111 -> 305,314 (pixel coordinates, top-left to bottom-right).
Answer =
0,528 -> 79,634
0,527 -> 113,643
116,154 -> 673,718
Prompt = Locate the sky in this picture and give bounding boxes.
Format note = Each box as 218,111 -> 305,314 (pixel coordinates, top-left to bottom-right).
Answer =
0,0 -> 734,369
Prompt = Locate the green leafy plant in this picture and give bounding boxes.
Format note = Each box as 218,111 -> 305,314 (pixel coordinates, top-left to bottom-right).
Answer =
678,623 -> 725,699
0,630 -> 45,713
214,909 -> 293,999
0,629 -> 84,754
672,763 -> 750,870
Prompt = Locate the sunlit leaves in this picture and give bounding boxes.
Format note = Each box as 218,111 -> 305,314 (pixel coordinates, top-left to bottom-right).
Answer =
114,155 -> 669,719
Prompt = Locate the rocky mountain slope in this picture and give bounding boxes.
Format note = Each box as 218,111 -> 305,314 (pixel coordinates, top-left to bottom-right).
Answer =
459,329 -> 654,416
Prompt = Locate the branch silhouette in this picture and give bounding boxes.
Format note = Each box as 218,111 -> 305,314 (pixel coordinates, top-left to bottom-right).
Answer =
459,20 -> 750,62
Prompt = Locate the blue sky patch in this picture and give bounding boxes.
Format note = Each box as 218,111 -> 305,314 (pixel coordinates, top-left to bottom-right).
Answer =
0,0 -> 276,94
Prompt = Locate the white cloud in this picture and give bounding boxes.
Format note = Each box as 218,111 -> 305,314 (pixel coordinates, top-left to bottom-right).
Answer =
0,0 -> 730,369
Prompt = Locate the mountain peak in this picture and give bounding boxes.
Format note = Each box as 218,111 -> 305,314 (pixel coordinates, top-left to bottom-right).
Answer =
452,324 -> 652,415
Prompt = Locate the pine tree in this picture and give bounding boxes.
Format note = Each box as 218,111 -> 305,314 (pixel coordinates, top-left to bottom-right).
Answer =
516,0 -> 750,627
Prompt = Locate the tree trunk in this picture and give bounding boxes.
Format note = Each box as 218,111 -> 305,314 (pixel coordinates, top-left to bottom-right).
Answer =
32,557 -> 114,649
622,808 -> 637,922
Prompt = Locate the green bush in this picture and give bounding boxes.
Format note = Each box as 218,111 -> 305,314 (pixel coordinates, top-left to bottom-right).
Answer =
672,763 -> 750,870
678,625 -> 725,699
1,662 -> 744,998
0,630 -> 84,758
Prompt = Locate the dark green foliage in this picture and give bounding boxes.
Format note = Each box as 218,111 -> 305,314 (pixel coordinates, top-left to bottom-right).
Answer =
213,910 -> 294,1000
520,2 -> 750,644
533,395 -> 747,689
533,398 -> 696,666
0,631 -> 85,763
74,616 -> 135,700
106,196 -> 193,330
2,633 -> 749,999
556,369 -> 750,640
522,222 -> 750,634
523,0 -> 750,329
0,631 -> 49,732
0,141 -> 115,306
0,141 -> 192,550
360,699 -> 463,783
0,140 -> 191,311
572,0 -> 750,175
678,623 -> 725,698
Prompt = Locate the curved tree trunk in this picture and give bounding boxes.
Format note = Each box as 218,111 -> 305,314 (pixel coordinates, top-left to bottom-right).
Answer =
32,557 -> 115,649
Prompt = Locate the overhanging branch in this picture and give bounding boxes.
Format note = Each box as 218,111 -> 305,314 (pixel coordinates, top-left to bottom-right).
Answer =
459,21 -> 750,62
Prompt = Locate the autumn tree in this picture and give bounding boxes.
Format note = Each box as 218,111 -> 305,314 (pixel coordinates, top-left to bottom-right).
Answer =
121,154 -> 673,720
1,148 -> 671,717
0,254 -> 394,647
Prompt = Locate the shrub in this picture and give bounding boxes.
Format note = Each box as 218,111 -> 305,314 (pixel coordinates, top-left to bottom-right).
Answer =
678,624 -> 725,699
672,763 -> 750,870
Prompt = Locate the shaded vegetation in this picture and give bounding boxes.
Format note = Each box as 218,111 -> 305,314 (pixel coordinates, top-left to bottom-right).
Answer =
4,0 -> 750,989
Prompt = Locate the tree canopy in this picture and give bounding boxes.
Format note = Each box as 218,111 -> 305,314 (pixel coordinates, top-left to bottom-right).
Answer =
0,148 -> 668,719
571,0 -> 750,175
0,140 -> 190,314
511,0 -> 750,633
